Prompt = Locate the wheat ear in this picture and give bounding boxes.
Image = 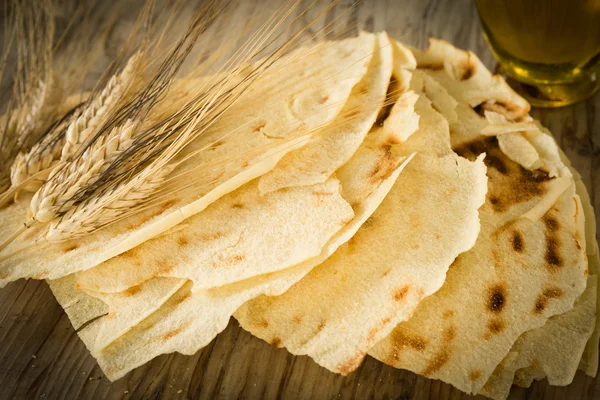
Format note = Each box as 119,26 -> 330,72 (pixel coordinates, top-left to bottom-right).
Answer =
61,52 -> 140,161
9,108 -> 80,191
16,80 -> 47,146
0,79 -> 56,201
29,119 -> 139,225
17,76 -> 64,150
7,52 -> 139,196
46,163 -> 174,241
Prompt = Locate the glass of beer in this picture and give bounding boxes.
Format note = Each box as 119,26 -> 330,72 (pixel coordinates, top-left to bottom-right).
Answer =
475,0 -> 600,107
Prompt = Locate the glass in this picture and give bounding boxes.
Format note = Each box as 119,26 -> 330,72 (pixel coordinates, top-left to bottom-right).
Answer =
475,0 -> 600,107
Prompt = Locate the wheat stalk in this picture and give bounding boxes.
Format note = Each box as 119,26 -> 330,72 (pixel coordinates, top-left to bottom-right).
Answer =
28,119 -> 139,225
7,52 -> 139,196
0,114 -> 19,192
9,106 -> 81,191
0,0 -> 336,248
16,80 -> 48,146
46,163 -> 174,241
61,52 -> 140,161
0,78 -> 58,198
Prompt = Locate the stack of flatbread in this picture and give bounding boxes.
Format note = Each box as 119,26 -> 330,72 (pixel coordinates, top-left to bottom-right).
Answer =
0,33 -> 596,400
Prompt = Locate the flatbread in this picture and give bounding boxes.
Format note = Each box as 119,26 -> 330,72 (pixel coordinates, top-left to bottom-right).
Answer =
48,274 -> 108,330
475,121 -> 599,398
76,177 -> 354,293
234,65 -> 488,374
372,40 -> 587,393
0,34 -> 375,285
49,76 -> 420,378
75,33 -> 394,294
257,32 -> 393,195
572,169 -> 600,378
417,38 -> 596,393
371,135 -> 587,394
480,276 -> 597,400
390,40 -> 417,92
411,38 -> 530,121
236,151 -> 486,375
54,123 -> 415,381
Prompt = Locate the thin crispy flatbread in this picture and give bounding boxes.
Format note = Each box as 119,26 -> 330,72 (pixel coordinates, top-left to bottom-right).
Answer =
257,32 -> 393,195
234,62 -> 487,375
0,34 -> 375,285
75,33 -> 391,293
371,40 -> 587,394
52,123 -> 415,381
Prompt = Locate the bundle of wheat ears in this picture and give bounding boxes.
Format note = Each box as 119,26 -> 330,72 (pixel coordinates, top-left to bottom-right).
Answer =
0,1 -> 597,399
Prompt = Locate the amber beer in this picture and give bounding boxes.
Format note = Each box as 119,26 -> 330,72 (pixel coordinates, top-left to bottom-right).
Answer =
475,0 -> 600,107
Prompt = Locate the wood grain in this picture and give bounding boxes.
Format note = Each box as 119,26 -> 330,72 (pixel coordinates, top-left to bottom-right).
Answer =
1,1 -> 598,399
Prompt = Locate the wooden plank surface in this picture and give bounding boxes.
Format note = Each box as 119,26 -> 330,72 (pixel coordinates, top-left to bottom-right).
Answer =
1,1 -> 599,399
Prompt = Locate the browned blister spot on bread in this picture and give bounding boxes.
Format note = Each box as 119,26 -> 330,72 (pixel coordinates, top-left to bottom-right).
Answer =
317,320 -> 327,332
270,336 -> 282,347
197,231 -> 223,241
419,62 -> 444,71
312,190 -> 333,197
421,325 -> 456,376
487,284 -> 507,313
455,138 -> 552,213
443,325 -> 456,343
119,246 -> 143,266
481,100 -> 530,121
297,319 -> 329,349
458,55 -> 476,80
512,230 -> 524,252
544,215 -> 559,232
209,139 -> 224,149
485,154 -> 509,175
388,327 -> 428,365
545,237 -> 562,268
160,321 -> 191,341
124,285 -> 141,296
533,286 -> 564,314
487,318 -> 505,335
215,254 -> 246,267
369,144 -> 397,185
393,285 -> 410,302
253,121 -> 266,132
177,235 -> 189,247
543,215 -> 563,269
470,370 -> 482,381
173,291 -> 191,305
257,319 -> 268,328
422,348 -> 450,376
384,133 -> 402,145
156,260 -> 175,275
62,242 -> 80,253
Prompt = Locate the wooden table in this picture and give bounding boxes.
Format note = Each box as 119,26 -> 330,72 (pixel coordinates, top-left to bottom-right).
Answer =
0,1 -> 598,399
